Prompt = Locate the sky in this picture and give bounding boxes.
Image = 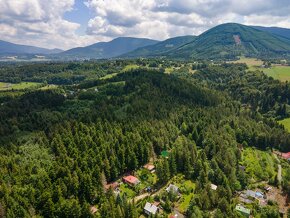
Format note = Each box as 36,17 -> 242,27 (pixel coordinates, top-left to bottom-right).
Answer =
1,0 -> 290,50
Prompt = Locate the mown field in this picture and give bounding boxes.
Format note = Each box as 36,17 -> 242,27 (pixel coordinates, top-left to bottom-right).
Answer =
263,66 -> 290,82
0,82 -> 41,91
232,57 -> 263,71
278,118 -> 290,132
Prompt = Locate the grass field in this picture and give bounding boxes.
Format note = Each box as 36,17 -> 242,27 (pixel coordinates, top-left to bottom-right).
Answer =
122,64 -> 139,72
0,82 -> 41,91
263,66 -> 290,82
232,57 -> 263,71
278,118 -> 290,132
240,147 -> 277,182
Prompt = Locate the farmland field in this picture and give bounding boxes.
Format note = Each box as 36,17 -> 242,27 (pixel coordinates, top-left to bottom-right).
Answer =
0,82 -> 41,91
263,66 -> 290,82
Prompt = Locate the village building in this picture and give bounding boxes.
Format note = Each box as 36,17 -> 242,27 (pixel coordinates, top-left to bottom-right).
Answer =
166,184 -> 179,195
235,204 -> 251,217
144,202 -> 158,216
143,163 -> 155,172
123,175 -> 140,186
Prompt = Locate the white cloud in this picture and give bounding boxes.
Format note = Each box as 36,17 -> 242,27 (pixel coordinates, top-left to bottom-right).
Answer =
0,0 -> 99,49
1,0 -> 290,50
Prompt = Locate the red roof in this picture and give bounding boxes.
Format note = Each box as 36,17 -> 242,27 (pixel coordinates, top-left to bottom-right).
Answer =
123,175 -> 140,185
281,152 -> 290,159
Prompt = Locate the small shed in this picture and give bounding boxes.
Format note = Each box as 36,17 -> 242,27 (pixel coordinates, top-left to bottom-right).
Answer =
143,164 -> 155,172
211,184 -> 217,191
161,150 -> 169,158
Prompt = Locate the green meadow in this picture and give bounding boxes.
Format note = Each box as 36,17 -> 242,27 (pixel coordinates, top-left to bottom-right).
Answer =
0,82 -> 41,91
263,66 -> 290,82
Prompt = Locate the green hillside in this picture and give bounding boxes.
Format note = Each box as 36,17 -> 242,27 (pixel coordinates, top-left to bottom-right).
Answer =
166,23 -> 290,59
122,35 -> 196,57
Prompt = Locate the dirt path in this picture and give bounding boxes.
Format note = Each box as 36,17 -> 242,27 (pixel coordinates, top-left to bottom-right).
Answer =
278,164 -> 282,185
132,193 -> 150,202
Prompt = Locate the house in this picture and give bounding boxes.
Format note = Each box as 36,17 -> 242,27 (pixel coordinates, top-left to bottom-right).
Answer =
143,164 -> 155,172
211,184 -> 217,191
144,202 -> 158,215
235,204 -> 251,217
264,186 -> 272,192
245,190 -> 264,199
281,152 -> 290,159
123,175 -> 140,186
166,184 -> 179,195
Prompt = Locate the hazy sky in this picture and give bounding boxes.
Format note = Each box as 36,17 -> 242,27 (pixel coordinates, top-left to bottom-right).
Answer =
1,0 -> 290,50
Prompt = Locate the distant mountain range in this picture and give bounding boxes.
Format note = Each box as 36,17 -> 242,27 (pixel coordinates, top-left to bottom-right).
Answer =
1,23 -> 290,60
58,37 -> 159,59
0,40 -> 62,56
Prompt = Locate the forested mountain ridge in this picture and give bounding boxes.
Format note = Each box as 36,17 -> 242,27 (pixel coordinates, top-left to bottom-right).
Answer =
0,60 -> 289,217
57,37 -> 159,59
165,23 -> 290,60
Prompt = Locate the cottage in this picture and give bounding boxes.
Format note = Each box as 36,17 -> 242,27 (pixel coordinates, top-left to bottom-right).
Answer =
143,164 -> 155,172
211,184 -> 217,191
144,202 -> 158,215
166,184 -> 179,195
235,204 -> 251,217
123,175 -> 140,186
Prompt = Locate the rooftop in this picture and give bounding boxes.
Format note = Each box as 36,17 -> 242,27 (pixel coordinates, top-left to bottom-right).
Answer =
235,204 -> 251,215
144,202 -> 158,215
123,175 -> 140,185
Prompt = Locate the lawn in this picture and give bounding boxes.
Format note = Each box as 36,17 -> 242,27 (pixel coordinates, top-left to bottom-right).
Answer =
170,175 -> 196,213
278,118 -> 290,132
119,183 -> 137,198
136,168 -> 157,190
263,66 -> 290,82
0,82 -> 41,91
240,147 -> 277,182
